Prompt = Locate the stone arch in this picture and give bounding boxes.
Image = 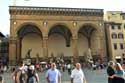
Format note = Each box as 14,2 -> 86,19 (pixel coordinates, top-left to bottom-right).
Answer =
16,23 -> 43,60
17,24 -> 42,38
16,22 -> 43,37
78,23 -> 101,35
48,23 -> 73,61
77,23 -> 102,62
48,23 -> 72,45
48,22 -> 72,35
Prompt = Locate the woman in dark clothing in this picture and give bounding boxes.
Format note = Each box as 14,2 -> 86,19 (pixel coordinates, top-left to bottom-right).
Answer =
27,65 -> 39,83
113,63 -> 125,83
107,61 -> 115,83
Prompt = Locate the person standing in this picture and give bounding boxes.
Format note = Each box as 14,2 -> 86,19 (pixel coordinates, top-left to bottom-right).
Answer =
45,63 -> 61,83
67,63 -> 71,75
14,61 -> 27,83
114,63 -> 125,83
71,63 -> 87,83
27,65 -> 39,83
107,61 -> 115,83
0,76 -> 4,83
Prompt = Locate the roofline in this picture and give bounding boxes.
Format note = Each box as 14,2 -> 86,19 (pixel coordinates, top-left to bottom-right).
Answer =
9,6 -> 104,16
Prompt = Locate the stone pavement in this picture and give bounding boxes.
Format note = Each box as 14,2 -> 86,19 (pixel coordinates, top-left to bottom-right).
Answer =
1,68 -> 108,83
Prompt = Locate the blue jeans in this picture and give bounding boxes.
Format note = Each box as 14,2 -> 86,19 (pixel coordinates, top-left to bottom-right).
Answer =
28,77 -> 36,83
49,81 -> 57,83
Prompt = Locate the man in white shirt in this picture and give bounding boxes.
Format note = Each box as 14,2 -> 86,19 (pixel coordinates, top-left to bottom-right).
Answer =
71,63 -> 87,83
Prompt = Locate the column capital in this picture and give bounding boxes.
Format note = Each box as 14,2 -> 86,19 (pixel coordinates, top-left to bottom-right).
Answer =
10,36 -> 17,40
10,40 -> 17,44
72,35 -> 78,40
43,36 -> 48,40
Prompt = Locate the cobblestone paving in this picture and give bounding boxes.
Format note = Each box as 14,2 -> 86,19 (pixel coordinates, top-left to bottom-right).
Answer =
1,68 -> 107,83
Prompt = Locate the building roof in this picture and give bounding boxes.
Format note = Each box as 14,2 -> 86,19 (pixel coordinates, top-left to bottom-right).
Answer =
9,6 -> 103,16
120,13 -> 125,15
0,32 -> 5,37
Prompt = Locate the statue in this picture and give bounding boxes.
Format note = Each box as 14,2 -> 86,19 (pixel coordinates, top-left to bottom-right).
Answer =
25,49 -> 32,65
87,48 -> 93,63
36,53 -> 39,63
26,49 -> 32,59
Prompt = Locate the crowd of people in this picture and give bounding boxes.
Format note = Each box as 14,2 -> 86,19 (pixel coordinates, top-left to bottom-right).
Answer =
2,60 -> 125,83
8,61 -> 87,83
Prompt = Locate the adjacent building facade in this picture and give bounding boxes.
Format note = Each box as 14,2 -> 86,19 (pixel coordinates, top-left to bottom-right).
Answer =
9,6 -> 106,65
105,11 -> 125,62
0,32 -> 9,65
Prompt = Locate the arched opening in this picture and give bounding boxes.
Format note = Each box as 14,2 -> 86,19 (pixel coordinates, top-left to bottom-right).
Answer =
17,24 -> 43,62
48,25 -> 72,63
78,24 -> 100,63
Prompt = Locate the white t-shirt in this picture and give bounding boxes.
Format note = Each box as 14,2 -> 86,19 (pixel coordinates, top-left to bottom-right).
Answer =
67,64 -> 71,69
71,68 -> 85,83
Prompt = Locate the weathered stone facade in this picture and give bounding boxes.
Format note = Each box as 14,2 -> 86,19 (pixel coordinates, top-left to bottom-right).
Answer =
9,6 -> 106,65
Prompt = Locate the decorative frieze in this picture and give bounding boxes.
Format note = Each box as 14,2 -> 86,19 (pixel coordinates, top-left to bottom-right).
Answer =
9,6 -> 103,16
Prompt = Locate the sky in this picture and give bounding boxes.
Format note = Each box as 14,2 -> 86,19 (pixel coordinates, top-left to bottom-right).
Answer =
0,0 -> 125,35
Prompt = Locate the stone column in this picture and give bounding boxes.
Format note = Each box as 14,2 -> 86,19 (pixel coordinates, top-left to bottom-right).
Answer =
72,35 -> 79,64
99,35 -> 107,62
42,36 -> 48,60
16,37 -> 22,62
9,37 -> 17,65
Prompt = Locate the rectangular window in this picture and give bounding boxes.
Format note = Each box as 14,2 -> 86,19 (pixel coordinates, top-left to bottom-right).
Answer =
112,25 -> 114,29
120,43 -> 124,49
118,25 -> 121,30
122,15 -> 125,20
118,34 -> 123,39
123,53 -> 125,57
114,43 -> 117,50
112,34 -> 117,39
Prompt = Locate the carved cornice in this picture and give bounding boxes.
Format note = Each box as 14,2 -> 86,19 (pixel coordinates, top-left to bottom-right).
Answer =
9,6 -> 103,16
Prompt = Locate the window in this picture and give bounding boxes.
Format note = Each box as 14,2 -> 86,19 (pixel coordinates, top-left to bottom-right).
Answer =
123,53 -> 125,57
118,25 -> 121,30
122,15 -> 125,20
124,24 -> 125,29
114,43 -> 117,50
118,33 -> 123,39
112,33 -> 117,39
112,25 -> 115,29
120,43 -> 124,49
